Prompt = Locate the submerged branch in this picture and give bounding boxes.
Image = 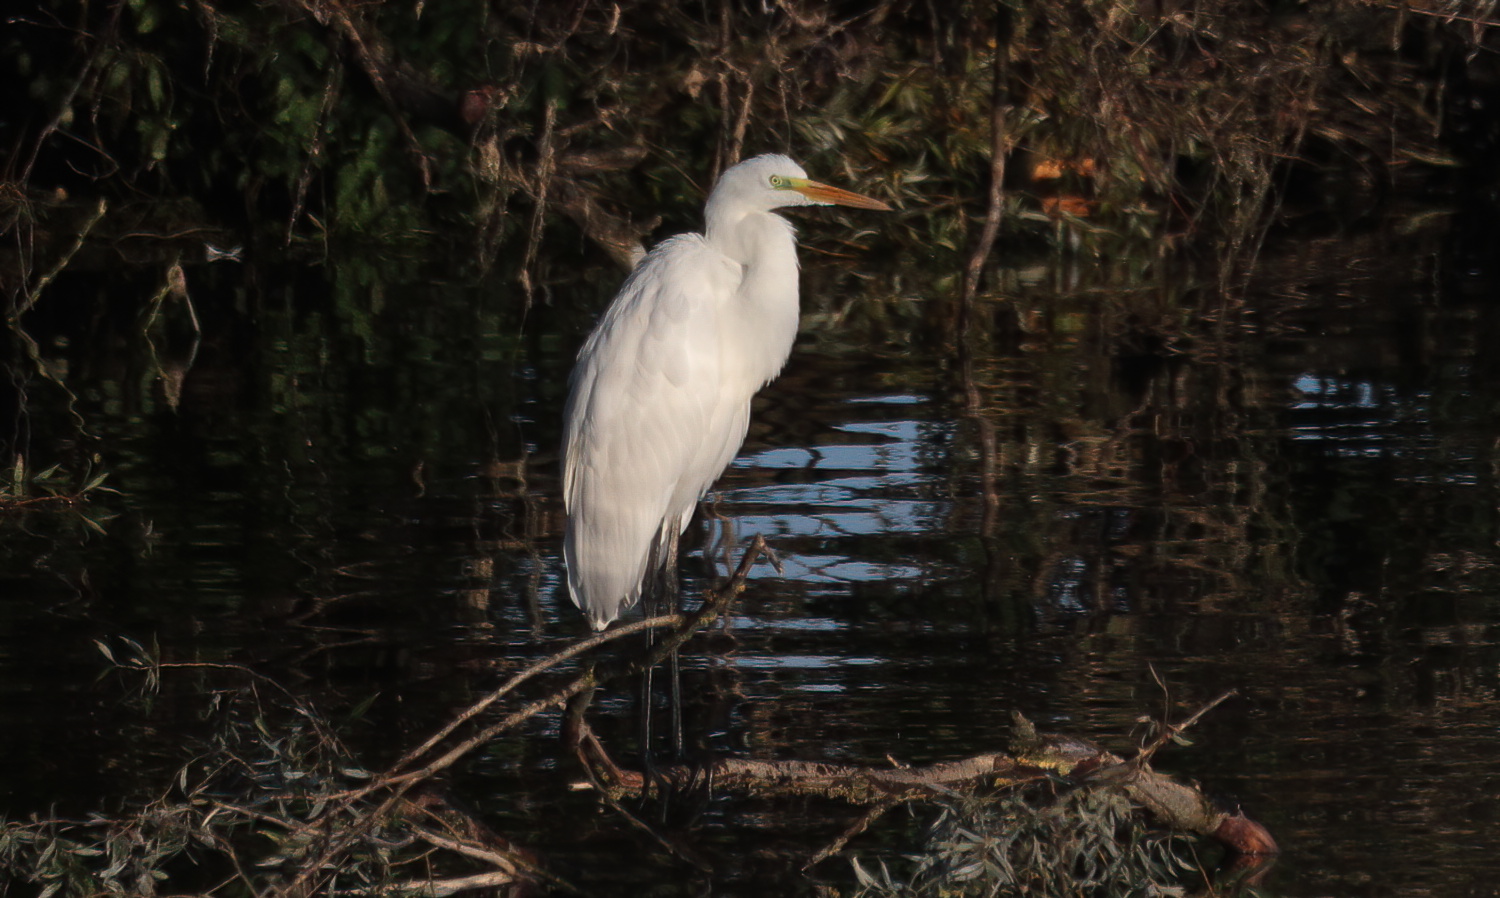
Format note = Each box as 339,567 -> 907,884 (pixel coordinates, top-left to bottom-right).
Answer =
577,698 -> 1277,859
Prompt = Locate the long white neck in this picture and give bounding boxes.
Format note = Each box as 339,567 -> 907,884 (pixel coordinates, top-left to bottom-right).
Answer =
705,208 -> 802,388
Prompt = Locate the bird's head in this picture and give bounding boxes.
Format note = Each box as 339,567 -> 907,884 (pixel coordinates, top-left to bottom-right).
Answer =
709,154 -> 892,216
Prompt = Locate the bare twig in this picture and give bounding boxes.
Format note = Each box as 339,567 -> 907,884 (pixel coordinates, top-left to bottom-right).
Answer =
518,96 -> 558,307
1366,0 -> 1500,29
957,10 -> 1010,333
286,65 -> 342,246
1135,690 -> 1238,766
570,717 -> 715,872
277,672 -> 599,898
367,870 -> 516,897
15,197 -> 106,318
280,540 -> 765,896
16,3 -> 122,184
386,614 -> 684,780
805,799 -> 897,868
0,494 -> 82,511
318,3 -> 434,188
636,534 -> 765,669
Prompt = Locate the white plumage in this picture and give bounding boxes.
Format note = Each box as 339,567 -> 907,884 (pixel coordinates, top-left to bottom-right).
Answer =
562,154 -> 890,629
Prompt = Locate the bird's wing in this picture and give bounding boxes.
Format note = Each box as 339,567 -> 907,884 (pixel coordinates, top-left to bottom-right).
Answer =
562,234 -> 746,627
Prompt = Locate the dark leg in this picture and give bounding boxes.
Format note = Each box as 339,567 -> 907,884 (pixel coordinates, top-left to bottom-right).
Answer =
639,526 -> 685,801
660,529 -> 684,759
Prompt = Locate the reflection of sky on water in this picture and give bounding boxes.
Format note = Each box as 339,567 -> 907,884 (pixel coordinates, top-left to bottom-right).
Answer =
727,649 -> 888,694
709,397 -> 945,585
1287,373 -> 1480,483
744,555 -> 925,583
731,501 -> 935,537
1289,373 -> 1432,453
724,615 -> 846,632
734,422 -> 930,472
731,471 -> 933,501
842,393 -> 928,405
732,654 -> 883,670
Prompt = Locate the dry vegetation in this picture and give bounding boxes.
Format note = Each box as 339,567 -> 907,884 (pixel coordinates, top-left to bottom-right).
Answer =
1,0 -> 1494,293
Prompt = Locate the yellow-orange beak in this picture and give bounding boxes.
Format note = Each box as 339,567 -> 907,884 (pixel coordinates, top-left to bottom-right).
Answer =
788,178 -> 893,212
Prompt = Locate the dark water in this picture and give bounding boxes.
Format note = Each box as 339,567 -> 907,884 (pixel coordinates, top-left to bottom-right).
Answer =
4,206 -> 1500,895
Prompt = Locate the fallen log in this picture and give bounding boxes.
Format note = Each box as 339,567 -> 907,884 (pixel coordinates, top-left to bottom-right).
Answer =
575,705 -> 1277,859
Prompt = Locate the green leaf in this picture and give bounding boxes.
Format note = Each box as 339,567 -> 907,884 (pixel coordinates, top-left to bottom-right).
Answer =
133,0 -> 159,34
145,61 -> 164,109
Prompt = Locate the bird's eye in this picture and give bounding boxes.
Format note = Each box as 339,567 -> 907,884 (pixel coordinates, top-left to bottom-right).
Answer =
769,175 -> 787,188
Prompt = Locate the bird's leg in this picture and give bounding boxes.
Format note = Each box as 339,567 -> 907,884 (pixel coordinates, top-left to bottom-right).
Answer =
660,528 -> 684,760
637,659 -> 658,801
639,526 -> 685,803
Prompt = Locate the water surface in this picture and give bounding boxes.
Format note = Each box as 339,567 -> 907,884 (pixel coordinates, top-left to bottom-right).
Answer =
3,211 -> 1499,894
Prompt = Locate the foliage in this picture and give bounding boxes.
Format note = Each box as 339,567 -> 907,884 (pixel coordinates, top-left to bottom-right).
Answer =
0,451 -> 116,534
0,639 -> 530,897
851,783 -> 1204,898
0,0 -> 1492,272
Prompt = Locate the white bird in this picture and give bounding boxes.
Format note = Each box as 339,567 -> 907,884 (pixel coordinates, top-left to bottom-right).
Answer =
562,153 -> 890,630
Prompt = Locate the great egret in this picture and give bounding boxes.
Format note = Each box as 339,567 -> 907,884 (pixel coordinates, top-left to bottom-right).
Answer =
562,154 -> 891,629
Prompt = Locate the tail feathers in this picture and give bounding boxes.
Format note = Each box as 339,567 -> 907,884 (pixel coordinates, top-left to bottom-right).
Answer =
565,515 -> 687,630
565,539 -> 646,630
